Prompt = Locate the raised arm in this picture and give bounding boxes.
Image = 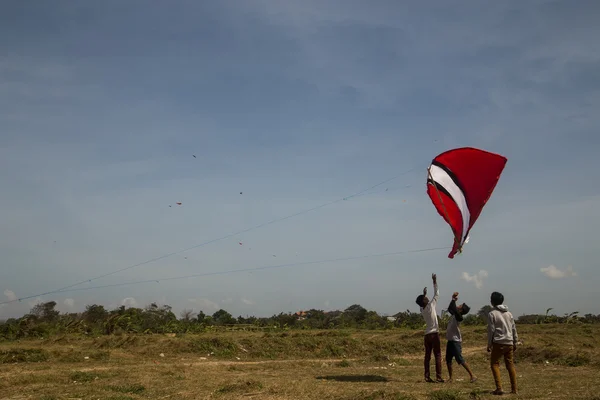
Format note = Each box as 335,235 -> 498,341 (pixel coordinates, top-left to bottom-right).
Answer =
431,274 -> 439,302
447,299 -> 458,315
447,298 -> 463,321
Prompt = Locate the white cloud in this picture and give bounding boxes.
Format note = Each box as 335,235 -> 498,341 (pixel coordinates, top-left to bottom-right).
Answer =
121,297 -> 137,308
540,265 -> 577,279
461,270 -> 489,289
241,298 -> 255,305
188,298 -> 219,312
64,298 -> 75,308
4,290 -> 17,301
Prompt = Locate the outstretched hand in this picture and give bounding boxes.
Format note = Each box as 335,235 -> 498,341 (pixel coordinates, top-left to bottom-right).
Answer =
452,292 -> 459,300
423,287 -> 427,295
432,273 -> 437,284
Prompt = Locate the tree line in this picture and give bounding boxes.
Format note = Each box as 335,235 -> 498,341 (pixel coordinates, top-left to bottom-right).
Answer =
1,301 -> 598,340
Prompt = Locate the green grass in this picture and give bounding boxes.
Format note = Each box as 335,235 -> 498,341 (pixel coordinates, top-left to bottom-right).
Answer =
106,384 -> 146,394
428,389 -> 465,400
0,348 -> 49,363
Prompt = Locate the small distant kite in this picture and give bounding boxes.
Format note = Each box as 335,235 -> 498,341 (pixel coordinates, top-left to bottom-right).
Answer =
240,192 -> 243,195
176,202 -> 182,206
426,147 -> 507,259
193,155 -> 196,158
239,242 -> 243,245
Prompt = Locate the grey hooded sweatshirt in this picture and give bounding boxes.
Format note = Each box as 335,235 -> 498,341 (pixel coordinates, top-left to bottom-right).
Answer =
487,305 -> 518,348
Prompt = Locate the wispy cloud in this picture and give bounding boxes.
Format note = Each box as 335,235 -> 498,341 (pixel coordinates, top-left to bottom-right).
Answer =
241,298 -> 255,306
188,298 -> 219,312
540,265 -> 577,279
3,290 -> 17,301
121,297 -> 137,308
221,297 -> 234,305
461,270 -> 489,289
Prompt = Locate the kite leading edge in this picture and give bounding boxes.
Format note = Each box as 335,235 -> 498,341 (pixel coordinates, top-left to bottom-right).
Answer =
426,147 -> 507,259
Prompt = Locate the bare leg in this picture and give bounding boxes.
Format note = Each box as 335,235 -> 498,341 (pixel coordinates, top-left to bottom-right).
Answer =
461,361 -> 477,382
447,362 -> 453,382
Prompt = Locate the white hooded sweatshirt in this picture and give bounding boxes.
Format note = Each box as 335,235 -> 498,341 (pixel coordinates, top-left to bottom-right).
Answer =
487,304 -> 518,348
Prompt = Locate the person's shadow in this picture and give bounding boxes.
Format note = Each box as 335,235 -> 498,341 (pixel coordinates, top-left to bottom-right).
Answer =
315,375 -> 390,383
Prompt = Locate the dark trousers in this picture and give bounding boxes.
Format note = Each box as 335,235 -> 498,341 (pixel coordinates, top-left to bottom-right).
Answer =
424,332 -> 443,380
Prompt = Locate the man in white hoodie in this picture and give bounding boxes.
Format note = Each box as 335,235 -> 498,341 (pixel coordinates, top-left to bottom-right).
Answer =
416,273 -> 444,383
487,291 -> 518,395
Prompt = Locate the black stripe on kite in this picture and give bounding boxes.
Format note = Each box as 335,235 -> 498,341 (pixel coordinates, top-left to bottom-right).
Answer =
430,160 -> 470,210
427,178 -> 455,207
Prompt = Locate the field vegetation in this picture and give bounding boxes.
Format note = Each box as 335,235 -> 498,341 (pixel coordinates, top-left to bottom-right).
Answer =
1,302 -> 599,399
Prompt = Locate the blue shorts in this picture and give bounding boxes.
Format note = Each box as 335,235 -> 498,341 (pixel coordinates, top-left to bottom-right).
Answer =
446,340 -> 465,365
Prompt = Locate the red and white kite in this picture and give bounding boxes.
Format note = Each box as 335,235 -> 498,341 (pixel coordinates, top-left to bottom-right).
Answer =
426,147 -> 507,259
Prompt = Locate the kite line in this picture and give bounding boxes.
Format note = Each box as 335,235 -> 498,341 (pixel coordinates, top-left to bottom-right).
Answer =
2,167 -> 418,306
2,245 -> 450,302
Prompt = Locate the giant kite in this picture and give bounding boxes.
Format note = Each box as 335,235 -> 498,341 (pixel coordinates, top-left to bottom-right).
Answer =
426,147 -> 507,259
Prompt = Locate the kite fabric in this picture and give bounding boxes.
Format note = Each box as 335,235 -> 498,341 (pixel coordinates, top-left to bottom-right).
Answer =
426,147 -> 507,259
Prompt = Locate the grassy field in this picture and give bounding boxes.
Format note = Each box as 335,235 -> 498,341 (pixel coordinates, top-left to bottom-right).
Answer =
1,324 -> 599,399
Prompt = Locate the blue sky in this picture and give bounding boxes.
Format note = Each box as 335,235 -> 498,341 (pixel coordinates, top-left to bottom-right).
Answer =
1,1 -> 599,319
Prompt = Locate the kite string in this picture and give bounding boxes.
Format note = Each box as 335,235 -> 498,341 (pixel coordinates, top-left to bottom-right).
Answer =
6,167 -> 418,304
3,245 -> 451,300
427,167 -> 462,251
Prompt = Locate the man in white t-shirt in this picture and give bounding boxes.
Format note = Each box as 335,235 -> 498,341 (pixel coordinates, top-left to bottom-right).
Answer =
416,273 -> 444,383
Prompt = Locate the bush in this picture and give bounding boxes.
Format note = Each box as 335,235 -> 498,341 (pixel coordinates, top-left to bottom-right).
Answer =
1,301 -> 599,340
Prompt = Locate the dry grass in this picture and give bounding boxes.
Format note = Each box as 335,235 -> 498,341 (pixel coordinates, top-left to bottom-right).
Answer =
0,324 -> 598,399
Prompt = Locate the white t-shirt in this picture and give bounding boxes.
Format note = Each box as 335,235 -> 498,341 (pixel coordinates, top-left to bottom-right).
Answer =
421,282 -> 439,335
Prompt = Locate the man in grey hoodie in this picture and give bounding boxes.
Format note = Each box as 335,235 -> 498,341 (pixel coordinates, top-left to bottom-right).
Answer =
487,291 -> 518,395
